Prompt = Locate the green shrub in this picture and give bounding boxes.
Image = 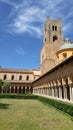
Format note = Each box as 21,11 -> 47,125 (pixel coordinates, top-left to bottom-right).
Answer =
37,96 -> 73,117
0,93 -> 38,99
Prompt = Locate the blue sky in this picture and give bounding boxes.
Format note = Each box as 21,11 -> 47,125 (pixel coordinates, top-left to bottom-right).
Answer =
0,0 -> 73,70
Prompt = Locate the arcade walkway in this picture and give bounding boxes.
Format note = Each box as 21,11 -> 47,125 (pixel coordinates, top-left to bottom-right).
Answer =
33,56 -> 73,102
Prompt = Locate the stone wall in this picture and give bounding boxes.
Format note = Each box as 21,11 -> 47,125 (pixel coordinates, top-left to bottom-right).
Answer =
33,56 -> 73,102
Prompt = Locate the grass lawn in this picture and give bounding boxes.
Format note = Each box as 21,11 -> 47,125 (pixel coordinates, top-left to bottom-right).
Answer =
0,99 -> 73,130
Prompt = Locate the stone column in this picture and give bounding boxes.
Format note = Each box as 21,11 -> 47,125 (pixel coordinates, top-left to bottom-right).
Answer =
40,88 -> 41,94
46,88 -> 48,95
50,88 -> 52,96
55,87 -> 58,97
72,87 -> 73,101
44,88 -> 45,95
21,86 -> 23,93
59,86 -> 62,99
40,88 -> 42,94
9,86 -> 11,93
48,88 -> 49,96
69,85 -> 73,101
63,85 -> 67,100
35,89 -> 37,94
37,88 -> 39,94
25,86 -> 27,93
57,87 -> 59,98
47,88 -> 49,96
42,88 -> 43,95
54,87 -> 56,97
45,88 -> 47,95
13,86 -> 15,93
49,88 -> 50,96
52,87 -> 54,97
68,77 -> 73,101
38,88 -> 40,94
62,78 -> 67,100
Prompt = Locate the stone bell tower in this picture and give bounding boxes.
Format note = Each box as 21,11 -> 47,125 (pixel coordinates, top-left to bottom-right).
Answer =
41,17 -> 64,75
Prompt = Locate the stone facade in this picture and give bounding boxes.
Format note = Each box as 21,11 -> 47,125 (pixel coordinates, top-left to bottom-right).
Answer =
41,17 -> 64,75
33,17 -> 73,103
0,68 -> 40,93
33,56 -> 73,102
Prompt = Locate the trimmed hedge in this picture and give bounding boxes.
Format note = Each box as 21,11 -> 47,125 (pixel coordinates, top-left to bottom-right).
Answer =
0,93 -> 38,99
0,94 -> 73,117
37,96 -> 73,117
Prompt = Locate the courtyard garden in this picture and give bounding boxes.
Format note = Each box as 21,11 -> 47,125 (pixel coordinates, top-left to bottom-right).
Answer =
0,94 -> 73,130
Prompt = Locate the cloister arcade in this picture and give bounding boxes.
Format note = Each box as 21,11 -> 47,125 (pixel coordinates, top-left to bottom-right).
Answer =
33,56 -> 73,102
0,82 -> 33,94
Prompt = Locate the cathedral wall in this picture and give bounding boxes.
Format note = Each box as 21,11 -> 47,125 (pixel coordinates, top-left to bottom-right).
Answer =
0,72 -> 34,82
41,59 -> 55,75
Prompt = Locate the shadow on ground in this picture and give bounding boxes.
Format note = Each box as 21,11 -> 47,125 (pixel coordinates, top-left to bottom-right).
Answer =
0,103 -> 10,109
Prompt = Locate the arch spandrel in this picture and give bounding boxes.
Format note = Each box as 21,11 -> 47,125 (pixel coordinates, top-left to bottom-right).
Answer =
57,79 -> 62,86
67,77 -> 72,84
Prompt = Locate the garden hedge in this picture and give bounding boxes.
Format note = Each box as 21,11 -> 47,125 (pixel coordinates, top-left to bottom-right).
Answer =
0,94 -> 73,117
0,93 -> 38,99
37,96 -> 73,117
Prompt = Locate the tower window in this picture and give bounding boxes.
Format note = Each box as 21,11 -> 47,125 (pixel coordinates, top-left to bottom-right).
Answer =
19,75 -> 22,80
52,26 -> 57,31
3,74 -> 7,80
52,25 -> 54,31
26,75 -> 29,81
55,26 -> 57,31
11,75 -> 14,80
53,35 -> 58,42
63,53 -> 67,59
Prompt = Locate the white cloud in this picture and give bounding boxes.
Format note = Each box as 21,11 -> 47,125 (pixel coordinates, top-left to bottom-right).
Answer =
0,0 -> 16,8
1,0 -> 73,38
63,22 -> 72,32
16,47 -> 25,55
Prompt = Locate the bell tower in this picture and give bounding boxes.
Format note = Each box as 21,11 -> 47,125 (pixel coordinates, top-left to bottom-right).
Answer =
44,16 -> 63,43
41,17 -> 64,75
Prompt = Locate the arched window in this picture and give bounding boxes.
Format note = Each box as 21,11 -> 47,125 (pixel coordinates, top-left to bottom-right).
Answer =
3,74 -> 7,80
55,26 -> 57,31
11,75 -> 14,80
53,35 -> 58,42
26,75 -> 29,81
63,53 -> 67,59
19,75 -> 22,80
52,25 -> 54,31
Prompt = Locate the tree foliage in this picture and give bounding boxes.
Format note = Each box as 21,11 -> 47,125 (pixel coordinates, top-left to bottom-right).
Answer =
0,79 -> 10,93
0,79 -> 4,87
3,82 -> 10,92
